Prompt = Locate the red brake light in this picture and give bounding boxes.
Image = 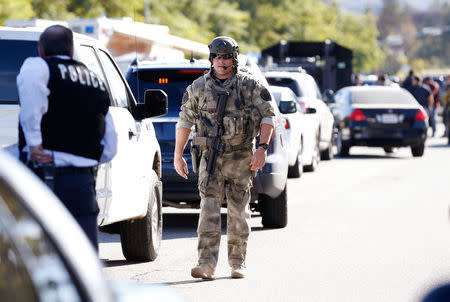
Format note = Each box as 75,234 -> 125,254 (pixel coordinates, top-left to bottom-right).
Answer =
415,108 -> 428,121
349,109 -> 366,121
284,118 -> 290,129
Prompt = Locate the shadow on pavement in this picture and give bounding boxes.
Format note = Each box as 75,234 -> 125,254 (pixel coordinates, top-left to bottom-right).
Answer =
98,232 -> 120,243
334,154 -> 407,160
98,211 -> 271,242
102,259 -> 136,268
161,276 -> 233,285
428,144 -> 450,148
162,212 -> 268,240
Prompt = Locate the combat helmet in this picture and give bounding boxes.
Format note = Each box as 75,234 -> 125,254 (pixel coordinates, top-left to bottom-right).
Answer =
208,36 -> 239,66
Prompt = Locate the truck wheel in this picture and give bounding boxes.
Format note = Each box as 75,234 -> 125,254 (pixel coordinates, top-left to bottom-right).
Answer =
259,185 -> 287,228
339,143 -> 350,157
334,129 -> 343,156
320,141 -> 333,160
411,143 -> 425,157
288,142 -> 303,178
383,147 -> 398,154
120,176 -> 162,261
304,134 -> 320,172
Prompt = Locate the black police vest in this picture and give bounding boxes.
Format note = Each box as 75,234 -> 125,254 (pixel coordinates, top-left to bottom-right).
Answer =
19,57 -> 110,160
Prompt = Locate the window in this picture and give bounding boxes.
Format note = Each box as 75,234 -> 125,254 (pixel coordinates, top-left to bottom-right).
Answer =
127,69 -> 205,109
97,50 -> 130,108
266,77 -> 303,97
0,40 -> 38,103
76,45 -> 106,83
298,76 -> 318,98
312,81 -> 322,100
334,89 -> 350,106
0,181 -> 82,302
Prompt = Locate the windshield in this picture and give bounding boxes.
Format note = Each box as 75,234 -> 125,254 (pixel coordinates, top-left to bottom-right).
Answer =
126,69 -> 206,111
351,89 -> 416,105
0,40 -> 39,104
266,77 -> 301,97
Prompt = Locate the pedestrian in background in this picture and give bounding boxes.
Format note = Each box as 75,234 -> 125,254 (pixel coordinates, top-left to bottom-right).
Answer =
442,75 -> 450,142
423,77 -> 440,136
377,74 -> 387,86
353,74 -> 362,86
408,76 -> 434,135
402,69 -> 414,90
17,25 -> 117,251
174,36 -> 275,280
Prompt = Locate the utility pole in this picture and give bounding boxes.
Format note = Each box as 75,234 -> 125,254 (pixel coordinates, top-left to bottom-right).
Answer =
144,0 -> 150,23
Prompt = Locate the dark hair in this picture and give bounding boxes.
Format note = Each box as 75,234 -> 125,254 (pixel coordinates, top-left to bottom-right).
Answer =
414,76 -> 420,82
39,25 -> 74,57
408,70 -> 414,76
423,76 -> 432,82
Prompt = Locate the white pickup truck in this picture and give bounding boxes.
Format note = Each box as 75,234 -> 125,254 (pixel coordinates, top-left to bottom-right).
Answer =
0,27 -> 167,261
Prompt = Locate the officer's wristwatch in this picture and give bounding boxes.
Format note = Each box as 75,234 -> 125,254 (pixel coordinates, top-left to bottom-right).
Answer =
257,143 -> 269,150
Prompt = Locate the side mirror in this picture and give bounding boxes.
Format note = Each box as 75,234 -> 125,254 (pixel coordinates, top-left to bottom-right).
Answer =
306,107 -> 317,114
279,100 -> 297,114
134,89 -> 168,119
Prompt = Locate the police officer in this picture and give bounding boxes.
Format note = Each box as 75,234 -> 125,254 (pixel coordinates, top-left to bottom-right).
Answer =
174,36 -> 275,279
17,25 -> 117,251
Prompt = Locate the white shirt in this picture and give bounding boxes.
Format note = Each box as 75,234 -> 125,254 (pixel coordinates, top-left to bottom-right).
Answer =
17,56 -> 117,167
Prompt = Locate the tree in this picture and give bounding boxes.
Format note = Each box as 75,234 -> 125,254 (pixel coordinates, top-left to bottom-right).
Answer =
338,12 -> 385,72
0,0 -> 33,24
377,0 -> 403,40
32,0 -> 73,19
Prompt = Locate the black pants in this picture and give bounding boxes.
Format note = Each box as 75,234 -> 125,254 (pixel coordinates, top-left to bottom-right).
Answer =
52,168 -> 99,252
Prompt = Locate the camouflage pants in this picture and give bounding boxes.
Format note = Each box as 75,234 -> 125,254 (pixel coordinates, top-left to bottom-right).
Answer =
197,148 -> 253,269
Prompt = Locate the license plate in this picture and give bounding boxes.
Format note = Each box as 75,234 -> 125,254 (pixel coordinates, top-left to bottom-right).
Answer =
380,113 -> 398,124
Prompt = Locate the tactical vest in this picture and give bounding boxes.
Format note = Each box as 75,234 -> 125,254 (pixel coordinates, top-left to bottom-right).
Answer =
192,71 -> 261,152
19,57 -> 110,160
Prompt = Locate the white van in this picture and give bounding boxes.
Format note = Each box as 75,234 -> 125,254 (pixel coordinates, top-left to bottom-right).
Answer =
0,26 -> 167,261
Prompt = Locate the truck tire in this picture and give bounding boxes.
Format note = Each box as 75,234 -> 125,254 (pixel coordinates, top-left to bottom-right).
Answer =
320,141 -> 333,160
411,143 -> 425,157
120,176 -> 162,261
288,141 -> 303,178
339,143 -> 350,157
304,134 -> 320,172
259,185 -> 287,228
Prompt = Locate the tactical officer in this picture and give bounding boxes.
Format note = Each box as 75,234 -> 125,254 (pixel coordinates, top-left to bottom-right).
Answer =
17,25 -> 117,251
174,36 -> 275,279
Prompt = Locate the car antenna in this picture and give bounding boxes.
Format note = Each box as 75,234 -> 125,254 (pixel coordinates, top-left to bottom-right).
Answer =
190,51 -> 195,63
133,7 -> 141,104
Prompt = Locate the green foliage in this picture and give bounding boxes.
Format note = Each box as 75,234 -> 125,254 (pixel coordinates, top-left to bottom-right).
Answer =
337,12 -> 385,72
377,0 -> 403,40
33,0 -> 73,19
0,0 -> 34,24
0,0 -> 384,72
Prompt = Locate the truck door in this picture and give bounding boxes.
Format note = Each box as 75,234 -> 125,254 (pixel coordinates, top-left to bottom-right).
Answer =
96,50 -> 149,224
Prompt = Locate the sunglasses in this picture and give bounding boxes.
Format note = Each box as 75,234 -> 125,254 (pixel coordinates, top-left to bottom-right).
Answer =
212,53 -> 234,60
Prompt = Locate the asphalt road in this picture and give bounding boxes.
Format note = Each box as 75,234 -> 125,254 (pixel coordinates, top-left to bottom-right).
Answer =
100,127 -> 450,302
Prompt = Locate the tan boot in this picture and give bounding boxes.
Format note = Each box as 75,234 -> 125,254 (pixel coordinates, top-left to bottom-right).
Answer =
231,264 -> 246,279
191,264 -> 215,280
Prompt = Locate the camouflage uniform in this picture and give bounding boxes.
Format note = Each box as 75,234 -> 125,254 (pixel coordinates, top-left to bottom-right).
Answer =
178,67 -> 275,269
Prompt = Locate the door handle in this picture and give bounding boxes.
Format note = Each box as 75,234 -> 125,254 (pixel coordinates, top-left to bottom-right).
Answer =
128,129 -> 136,140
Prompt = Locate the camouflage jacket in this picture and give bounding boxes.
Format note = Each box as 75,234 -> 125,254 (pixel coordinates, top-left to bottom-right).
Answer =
178,68 -> 275,150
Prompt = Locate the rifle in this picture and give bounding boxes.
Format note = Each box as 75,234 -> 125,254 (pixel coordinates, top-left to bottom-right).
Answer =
205,90 -> 228,185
